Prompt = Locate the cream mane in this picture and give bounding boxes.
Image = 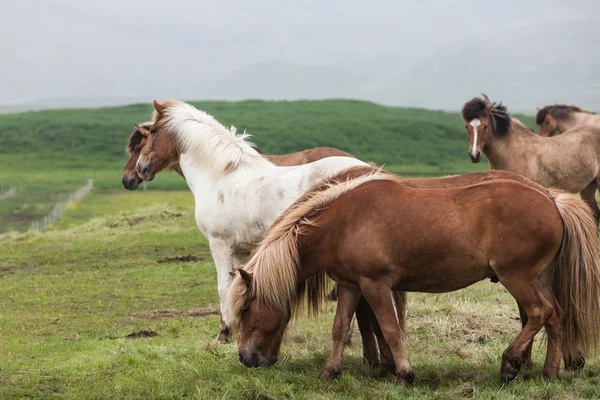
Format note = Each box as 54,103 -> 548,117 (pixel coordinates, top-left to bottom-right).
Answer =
226,168 -> 399,329
156,100 -> 272,175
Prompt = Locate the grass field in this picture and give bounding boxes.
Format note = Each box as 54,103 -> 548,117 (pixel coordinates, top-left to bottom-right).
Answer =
1,205 -> 599,399
4,100 -> 596,399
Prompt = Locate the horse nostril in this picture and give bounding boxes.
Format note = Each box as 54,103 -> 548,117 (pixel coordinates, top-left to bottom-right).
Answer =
251,352 -> 259,367
238,352 -> 245,364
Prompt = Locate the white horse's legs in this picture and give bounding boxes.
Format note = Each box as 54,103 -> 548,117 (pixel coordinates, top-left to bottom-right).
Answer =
209,239 -> 237,344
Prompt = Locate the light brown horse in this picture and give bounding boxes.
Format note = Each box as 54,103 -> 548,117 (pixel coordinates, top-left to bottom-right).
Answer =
227,167 -> 600,384
122,122 -> 355,190
536,105 -> 599,137
462,95 -> 600,220
289,167 -> 574,375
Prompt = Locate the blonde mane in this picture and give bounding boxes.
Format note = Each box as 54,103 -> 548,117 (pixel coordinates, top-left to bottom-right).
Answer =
226,168 -> 399,329
153,100 -> 272,175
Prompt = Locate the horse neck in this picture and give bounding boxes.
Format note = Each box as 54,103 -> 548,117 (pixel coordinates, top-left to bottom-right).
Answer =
483,126 -> 537,170
178,153 -> 219,196
561,112 -> 600,132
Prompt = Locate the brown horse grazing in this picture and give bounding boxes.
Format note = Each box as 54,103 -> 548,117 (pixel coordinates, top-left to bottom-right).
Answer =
536,105 -> 599,137
331,168 -> 568,372
462,95 -> 600,221
227,167 -> 600,384
122,123 -> 355,190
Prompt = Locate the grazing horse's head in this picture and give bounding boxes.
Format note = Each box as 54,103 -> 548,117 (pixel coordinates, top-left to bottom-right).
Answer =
535,106 -> 562,137
228,269 -> 287,368
535,105 -> 594,137
461,95 -> 511,163
136,100 -> 180,181
122,123 -> 152,190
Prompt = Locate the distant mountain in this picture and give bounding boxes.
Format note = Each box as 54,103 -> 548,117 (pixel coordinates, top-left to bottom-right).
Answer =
358,20 -> 600,112
205,62 -> 368,100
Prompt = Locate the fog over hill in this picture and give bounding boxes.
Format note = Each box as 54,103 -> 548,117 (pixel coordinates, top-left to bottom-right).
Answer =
1,0 -> 598,113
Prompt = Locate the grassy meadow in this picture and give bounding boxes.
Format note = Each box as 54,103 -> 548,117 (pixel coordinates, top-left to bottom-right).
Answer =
3,100 -> 596,399
1,205 -> 599,399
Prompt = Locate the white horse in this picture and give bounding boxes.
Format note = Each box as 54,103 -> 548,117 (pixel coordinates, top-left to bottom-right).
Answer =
136,99 -> 368,342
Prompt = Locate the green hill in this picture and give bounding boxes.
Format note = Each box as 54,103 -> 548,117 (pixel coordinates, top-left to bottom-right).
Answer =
0,99 -> 535,171
0,99 -> 535,233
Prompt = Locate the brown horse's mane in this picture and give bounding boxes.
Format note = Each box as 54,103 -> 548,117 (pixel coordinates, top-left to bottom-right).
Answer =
535,105 -> 597,125
461,94 -> 511,136
125,122 -> 152,156
226,166 -> 396,329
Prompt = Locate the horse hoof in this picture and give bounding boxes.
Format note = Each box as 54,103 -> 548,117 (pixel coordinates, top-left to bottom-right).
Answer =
565,355 -> 585,371
378,367 -> 395,379
397,370 -> 416,385
319,366 -> 341,381
363,357 -> 380,368
500,374 -> 518,386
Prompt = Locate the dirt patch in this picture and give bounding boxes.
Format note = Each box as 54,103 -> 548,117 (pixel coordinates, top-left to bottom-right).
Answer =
0,264 -> 32,273
157,255 -> 203,263
133,308 -> 219,319
4,213 -> 36,222
126,329 -> 159,338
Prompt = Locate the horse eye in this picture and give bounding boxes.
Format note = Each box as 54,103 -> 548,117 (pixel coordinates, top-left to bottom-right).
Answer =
150,129 -> 157,135
483,125 -> 488,129
242,306 -> 249,313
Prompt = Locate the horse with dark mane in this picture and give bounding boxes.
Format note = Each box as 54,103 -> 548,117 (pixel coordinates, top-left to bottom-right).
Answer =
536,105 -> 599,137
462,95 -> 600,220
227,166 -> 600,384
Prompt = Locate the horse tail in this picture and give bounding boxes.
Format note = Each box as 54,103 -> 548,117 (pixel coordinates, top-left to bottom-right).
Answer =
552,191 -> 600,360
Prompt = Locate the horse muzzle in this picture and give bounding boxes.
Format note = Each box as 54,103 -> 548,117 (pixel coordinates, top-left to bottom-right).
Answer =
238,350 -> 277,368
122,174 -> 142,190
468,151 -> 481,163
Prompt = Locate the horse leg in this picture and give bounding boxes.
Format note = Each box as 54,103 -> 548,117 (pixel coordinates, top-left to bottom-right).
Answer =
320,284 -> 362,380
369,306 -> 397,378
537,267 -> 564,378
209,239 -> 236,344
328,282 -> 338,301
355,297 -> 380,367
393,291 -> 407,339
498,276 -> 554,384
359,280 -> 414,384
517,303 -> 533,369
580,182 -> 599,224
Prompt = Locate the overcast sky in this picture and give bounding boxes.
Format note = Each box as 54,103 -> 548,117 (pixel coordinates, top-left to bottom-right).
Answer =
1,0 -> 598,109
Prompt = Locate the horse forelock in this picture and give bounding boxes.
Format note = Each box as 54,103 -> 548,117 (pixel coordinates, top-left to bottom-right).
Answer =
462,95 -> 510,136
226,167 -> 399,326
151,100 -> 270,176
461,96 -> 489,123
125,122 -> 152,156
536,104 -> 595,125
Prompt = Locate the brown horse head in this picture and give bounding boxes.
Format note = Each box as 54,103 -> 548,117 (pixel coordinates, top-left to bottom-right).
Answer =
229,268 -> 287,367
122,123 -> 152,189
535,105 -> 593,137
136,100 -> 181,181
461,95 -> 511,163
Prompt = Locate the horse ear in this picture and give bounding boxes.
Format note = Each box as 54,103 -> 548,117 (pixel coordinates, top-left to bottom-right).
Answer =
153,99 -> 166,114
237,268 -> 253,285
134,124 -> 140,131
